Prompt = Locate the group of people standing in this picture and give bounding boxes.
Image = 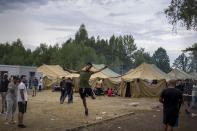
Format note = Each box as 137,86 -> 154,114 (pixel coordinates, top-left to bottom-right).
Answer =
0,74 -> 28,128
59,77 -> 74,104
160,79 -> 197,131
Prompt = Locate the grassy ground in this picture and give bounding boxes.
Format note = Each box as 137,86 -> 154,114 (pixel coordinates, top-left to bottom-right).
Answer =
0,90 -> 162,131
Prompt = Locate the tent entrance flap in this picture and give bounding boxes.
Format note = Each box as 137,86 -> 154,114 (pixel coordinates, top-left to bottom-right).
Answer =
125,82 -> 131,97
119,79 -> 166,98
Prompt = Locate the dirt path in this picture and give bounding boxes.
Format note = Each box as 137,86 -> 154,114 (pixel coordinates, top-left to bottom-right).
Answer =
85,108 -> 197,131
0,90 -> 159,131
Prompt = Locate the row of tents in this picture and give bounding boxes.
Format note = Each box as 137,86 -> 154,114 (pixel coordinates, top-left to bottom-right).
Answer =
37,64 -> 121,91
37,63 -> 197,98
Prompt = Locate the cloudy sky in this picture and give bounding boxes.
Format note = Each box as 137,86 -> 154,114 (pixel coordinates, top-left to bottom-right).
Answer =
0,0 -> 196,64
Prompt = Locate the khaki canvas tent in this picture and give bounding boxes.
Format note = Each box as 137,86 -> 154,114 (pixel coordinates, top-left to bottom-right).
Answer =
37,64 -> 79,89
124,69 -> 134,75
119,63 -> 170,98
168,69 -> 193,80
89,64 -> 121,89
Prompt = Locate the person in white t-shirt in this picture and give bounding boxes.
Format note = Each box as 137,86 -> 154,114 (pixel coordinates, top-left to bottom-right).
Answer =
17,75 -> 28,128
38,77 -> 43,91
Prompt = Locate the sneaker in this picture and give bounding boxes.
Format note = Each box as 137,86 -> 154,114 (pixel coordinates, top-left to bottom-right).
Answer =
68,101 -> 73,104
91,96 -> 96,100
18,124 -> 26,128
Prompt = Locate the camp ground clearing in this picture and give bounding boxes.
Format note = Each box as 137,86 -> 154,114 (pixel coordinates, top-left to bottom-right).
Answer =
0,90 -> 161,131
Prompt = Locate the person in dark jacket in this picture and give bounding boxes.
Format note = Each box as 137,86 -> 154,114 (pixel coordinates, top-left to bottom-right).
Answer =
160,80 -> 183,131
60,77 -> 66,104
66,78 -> 74,103
0,73 -> 9,114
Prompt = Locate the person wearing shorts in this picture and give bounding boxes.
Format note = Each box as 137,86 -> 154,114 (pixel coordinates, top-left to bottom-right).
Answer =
160,80 -> 183,131
65,63 -> 107,116
32,77 -> 38,97
18,101 -> 27,114
17,75 -> 28,128
79,88 -> 95,99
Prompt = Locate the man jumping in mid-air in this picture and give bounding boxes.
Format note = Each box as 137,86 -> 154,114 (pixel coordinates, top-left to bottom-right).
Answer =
65,63 -> 107,116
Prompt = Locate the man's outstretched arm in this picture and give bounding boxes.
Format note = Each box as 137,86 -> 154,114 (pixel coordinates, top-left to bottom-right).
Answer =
64,68 -> 80,73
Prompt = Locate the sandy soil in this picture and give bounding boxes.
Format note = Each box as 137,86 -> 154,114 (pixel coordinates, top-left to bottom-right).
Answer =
0,90 -> 162,131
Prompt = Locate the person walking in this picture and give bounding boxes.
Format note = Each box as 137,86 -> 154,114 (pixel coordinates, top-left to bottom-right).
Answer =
0,73 -> 9,114
32,77 -> 38,97
60,77 -> 67,104
65,63 -> 107,116
5,76 -> 18,125
66,78 -> 74,103
160,80 -> 183,131
17,75 -> 28,128
38,77 -> 43,91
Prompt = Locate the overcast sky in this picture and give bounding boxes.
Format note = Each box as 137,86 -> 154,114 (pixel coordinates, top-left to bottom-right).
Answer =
0,0 -> 196,64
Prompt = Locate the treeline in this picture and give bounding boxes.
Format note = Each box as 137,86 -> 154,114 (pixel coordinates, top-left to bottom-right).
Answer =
173,43 -> 197,73
1,24 -> 195,74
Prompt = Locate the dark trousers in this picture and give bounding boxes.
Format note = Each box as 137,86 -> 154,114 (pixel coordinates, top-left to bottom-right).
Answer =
69,90 -> 73,103
0,92 -> 7,113
60,89 -> 72,104
60,90 -> 66,104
